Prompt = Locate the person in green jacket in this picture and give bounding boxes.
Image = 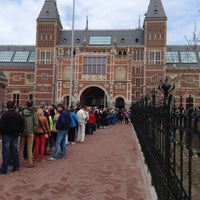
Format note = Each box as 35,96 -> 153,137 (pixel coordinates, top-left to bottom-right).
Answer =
18,101 -> 38,168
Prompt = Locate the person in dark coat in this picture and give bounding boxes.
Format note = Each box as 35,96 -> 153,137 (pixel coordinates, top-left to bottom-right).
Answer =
0,101 -> 24,174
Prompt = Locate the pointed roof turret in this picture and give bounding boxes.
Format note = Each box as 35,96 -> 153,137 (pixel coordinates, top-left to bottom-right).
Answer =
145,0 -> 167,19
37,0 -> 62,29
85,16 -> 89,31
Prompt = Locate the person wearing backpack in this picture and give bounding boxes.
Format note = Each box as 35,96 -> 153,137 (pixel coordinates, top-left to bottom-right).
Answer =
0,101 -> 24,174
18,101 -> 38,168
47,103 -> 70,161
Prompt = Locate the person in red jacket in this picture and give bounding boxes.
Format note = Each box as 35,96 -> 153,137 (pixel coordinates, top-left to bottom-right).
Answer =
88,109 -> 96,135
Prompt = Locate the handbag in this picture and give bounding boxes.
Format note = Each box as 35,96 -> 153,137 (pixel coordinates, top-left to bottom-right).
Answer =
38,119 -> 48,138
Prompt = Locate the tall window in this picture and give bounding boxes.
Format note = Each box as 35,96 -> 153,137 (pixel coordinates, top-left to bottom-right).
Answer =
29,94 -> 33,101
149,51 -> 161,65
83,56 -> 106,74
136,79 -> 140,86
133,50 -> 144,61
13,93 -> 20,107
40,51 -> 51,64
135,67 -> 141,75
136,91 -> 140,98
118,51 -> 127,59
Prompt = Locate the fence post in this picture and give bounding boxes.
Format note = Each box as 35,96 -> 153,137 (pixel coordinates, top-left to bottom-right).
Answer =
158,77 -> 175,199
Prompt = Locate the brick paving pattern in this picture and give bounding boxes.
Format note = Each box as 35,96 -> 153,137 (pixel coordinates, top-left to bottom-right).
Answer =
0,124 -> 149,200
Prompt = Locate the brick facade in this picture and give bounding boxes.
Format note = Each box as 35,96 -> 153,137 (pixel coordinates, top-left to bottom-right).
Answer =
0,0 -> 199,109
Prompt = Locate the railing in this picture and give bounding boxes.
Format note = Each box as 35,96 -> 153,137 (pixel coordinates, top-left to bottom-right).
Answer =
131,88 -> 200,200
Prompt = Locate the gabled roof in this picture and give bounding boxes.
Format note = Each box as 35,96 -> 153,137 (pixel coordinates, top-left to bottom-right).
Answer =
37,0 -> 62,29
145,0 -> 167,19
58,29 -> 144,47
166,45 -> 200,69
0,45 -> 35,67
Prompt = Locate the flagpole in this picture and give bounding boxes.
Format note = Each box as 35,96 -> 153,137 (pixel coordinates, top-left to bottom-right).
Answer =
69,0 -> 75,107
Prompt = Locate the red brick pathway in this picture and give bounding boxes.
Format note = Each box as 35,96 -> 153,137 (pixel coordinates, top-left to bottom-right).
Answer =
0,124 -> 150,200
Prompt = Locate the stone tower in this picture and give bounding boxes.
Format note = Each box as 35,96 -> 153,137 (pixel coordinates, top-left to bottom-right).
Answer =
143,0 -> 167,94
35,0 -> 62,105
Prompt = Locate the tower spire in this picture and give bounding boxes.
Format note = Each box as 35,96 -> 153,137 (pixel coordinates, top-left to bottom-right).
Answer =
37,0 -> 62,29
145,0 -> 167,19
85,16 -> 88,30
138,15 -> 141,29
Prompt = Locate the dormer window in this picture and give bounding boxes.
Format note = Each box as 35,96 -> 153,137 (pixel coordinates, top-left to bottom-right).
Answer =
46,11 -> 49,15
76,38 -> 80,43
154,9 -> 158,14
135,38 -> 139,43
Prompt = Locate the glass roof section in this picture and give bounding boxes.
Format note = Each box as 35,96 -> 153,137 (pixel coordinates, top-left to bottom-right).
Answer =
180,52 -> 197,63
29,52 -> 35,63
0,51 -> 14,62
89,36 -> 111,45
13,51 -> 29,63
166,52 -> 179,63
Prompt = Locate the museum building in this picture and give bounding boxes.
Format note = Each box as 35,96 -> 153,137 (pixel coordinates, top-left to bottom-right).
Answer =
0,0 -> 200,110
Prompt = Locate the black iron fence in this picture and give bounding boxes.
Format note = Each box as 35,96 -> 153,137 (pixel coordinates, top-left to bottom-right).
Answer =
131,89 -> 200,200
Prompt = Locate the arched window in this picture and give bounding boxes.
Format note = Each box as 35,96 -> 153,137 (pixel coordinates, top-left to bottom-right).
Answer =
13,92 -> 20,107
123,51 -> 127,57
119,51 -> 122,58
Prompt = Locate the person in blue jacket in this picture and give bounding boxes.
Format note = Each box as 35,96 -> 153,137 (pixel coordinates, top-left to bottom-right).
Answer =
68,106 -> 78,145
47,103 -> 71,161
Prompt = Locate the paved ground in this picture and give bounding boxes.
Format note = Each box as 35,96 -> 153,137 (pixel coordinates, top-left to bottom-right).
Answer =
0,123 -> 150,200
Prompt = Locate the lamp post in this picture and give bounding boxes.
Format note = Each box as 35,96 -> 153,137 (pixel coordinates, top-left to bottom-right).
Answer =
104,91 -> 106,109
158,77 -> 175,110
69,0 -> 75,107
104,72 -> 107,109
151,88 -> 157,108
52,57 -> 56,105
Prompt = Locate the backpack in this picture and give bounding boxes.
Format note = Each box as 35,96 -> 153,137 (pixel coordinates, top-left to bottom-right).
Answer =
65,111 -> 71,129
56,110 -> 71,130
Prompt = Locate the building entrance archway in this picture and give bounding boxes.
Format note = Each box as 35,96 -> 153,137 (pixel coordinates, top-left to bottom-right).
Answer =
80,86 -> 106,107
115,97 -> 125,109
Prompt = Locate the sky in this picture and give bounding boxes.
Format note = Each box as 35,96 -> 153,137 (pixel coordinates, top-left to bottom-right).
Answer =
0,0 -> 199,46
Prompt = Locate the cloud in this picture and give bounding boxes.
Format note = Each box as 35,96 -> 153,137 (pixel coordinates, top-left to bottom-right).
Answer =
0,0 -> 199,45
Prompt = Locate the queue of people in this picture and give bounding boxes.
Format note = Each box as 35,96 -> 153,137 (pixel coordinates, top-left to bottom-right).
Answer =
0,100 -> 131,174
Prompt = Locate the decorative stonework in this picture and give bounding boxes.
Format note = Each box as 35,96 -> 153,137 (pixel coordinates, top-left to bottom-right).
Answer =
115,83 -> 126,90
82,74 -> 106,81
185,77 -> 195,84
115,67 -> 126,80
13,74 -> 21,81
25,74 -> 34,84
63,82 -> 70,88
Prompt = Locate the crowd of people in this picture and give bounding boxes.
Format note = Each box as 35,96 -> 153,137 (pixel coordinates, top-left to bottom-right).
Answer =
0,100 -> 131,174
